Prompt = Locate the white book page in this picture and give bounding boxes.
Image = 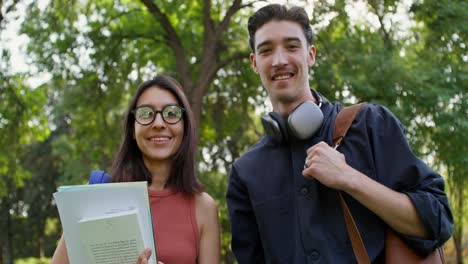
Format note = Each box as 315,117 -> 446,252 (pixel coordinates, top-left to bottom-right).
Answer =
53,182 -> 156,264
78,209 -> 145,264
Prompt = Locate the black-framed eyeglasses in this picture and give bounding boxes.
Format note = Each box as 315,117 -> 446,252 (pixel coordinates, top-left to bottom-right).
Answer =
132,104 -> 185,125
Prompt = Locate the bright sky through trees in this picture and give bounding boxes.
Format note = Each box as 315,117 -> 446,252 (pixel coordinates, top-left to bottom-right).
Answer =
2,0 -> 415,87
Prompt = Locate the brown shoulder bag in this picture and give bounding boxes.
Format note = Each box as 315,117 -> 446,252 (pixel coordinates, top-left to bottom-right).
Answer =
333,103 -> 445,264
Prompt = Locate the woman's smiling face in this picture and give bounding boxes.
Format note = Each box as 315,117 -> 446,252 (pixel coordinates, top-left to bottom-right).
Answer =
134,86 -> 184,166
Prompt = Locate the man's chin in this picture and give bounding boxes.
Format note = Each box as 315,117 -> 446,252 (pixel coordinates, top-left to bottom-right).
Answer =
272,91 -> 298,104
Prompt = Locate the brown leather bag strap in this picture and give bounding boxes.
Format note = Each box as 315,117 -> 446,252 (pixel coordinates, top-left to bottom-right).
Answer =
333,103 -> 366,147
338,192 -> 371,264
333,102 -> 370,264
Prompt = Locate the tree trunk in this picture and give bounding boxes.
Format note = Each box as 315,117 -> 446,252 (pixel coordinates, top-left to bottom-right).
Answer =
36,206 -> 52,258
38,234 -> 45,258
452,185 -> 464,264
1,197 -> 13,264
190,82 -> 206,128
141,0 -> 249,129
453,233 -> 463,264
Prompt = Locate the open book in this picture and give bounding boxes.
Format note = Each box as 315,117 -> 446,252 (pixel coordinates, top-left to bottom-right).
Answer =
53,182 -> 157,264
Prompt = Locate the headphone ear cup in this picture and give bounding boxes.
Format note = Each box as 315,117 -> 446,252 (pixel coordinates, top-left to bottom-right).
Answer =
261,112 -> 289,143
287,101 -> 324,140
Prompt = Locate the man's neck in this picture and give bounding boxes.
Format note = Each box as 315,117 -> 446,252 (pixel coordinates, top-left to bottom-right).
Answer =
272,89 -> 316,117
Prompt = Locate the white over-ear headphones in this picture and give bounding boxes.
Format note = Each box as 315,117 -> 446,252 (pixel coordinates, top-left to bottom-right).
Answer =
261,91 -> 324,143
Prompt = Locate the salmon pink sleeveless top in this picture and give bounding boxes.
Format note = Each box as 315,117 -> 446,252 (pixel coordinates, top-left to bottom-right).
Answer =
148,188 -> 199,263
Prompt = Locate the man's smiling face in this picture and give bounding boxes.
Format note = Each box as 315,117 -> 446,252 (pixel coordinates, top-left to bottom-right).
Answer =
250,20 -> 316,109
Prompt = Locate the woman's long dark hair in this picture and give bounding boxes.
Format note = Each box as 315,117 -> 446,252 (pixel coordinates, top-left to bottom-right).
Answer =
110,75 -> 202,195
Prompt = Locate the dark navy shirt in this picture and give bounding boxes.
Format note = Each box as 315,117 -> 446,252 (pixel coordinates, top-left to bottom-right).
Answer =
226,96 -> 453,263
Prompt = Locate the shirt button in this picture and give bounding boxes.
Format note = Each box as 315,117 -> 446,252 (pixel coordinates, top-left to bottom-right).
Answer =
310,250 -> 320,260
300,187 -> 309,194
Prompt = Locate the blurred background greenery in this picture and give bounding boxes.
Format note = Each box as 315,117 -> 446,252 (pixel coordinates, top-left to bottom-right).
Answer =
0,0 -> 466,263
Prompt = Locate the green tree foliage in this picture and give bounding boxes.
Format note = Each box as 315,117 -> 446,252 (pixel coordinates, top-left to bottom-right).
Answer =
1,3 -> 50,256
19,0 -> 261,177
410,1 -> 467,263
313,0 -> 410,112
18,0 -> 261,262
1,0 -> 466,263
16,134 -> 63,258
0,51 -> 49,264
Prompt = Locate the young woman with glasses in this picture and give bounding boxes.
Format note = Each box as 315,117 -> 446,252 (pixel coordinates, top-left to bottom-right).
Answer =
51,75 -> 220,264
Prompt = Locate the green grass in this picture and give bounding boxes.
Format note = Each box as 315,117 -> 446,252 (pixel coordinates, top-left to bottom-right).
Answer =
14,257 -> 51,264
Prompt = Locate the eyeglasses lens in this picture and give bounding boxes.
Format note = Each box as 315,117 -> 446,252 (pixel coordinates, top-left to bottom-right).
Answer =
134,105 -> 183,125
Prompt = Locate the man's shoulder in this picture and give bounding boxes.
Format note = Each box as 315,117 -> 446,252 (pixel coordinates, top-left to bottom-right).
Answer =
335,102 -> 406,145
333,102 -> 398,123
352,102 -> 401,127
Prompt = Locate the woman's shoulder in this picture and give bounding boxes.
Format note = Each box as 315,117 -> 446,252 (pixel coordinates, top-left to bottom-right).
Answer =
194,192 -> 218,213
194,192 -> 218,228
192,192 -> 219,241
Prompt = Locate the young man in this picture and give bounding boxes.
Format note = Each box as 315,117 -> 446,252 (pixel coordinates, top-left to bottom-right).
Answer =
226,4 -> 453,263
